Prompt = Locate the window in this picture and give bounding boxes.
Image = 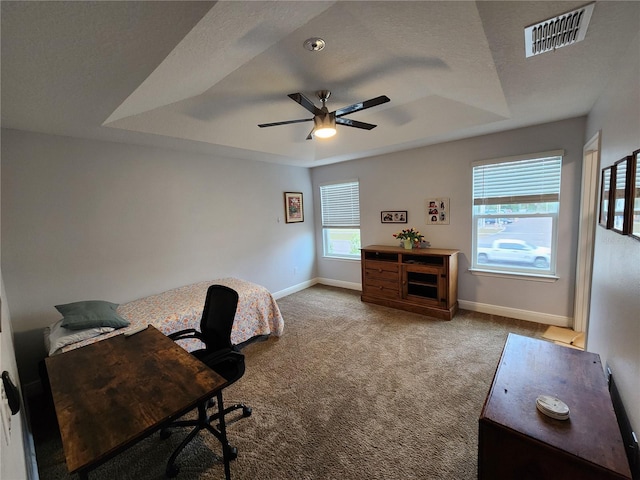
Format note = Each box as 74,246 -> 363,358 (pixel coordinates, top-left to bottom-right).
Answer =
320,180 -> 361,259
472,151 -> 563,276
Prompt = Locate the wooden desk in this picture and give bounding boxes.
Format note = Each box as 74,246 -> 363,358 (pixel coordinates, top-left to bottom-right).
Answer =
478,333 -> 631,480
46,325 -> 228,479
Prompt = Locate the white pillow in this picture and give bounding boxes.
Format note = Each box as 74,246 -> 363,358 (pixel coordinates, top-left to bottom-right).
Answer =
46,319 -> 114,356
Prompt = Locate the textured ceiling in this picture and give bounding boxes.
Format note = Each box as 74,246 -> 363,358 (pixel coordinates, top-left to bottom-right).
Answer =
2,1 -> 639,167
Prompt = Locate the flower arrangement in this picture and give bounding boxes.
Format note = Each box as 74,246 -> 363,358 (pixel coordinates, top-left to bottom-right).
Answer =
393,227 -> 424,245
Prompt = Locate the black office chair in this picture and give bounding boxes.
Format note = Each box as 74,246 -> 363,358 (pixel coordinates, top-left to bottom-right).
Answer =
161,284 -> 252,478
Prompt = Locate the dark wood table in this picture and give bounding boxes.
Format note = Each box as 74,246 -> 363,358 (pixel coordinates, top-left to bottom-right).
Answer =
45,325 -> 229,479
478,333 -> 631,480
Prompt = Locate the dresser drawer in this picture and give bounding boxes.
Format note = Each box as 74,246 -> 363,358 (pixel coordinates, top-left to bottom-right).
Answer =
363,277 -> 399,299
364,261 -> 399,280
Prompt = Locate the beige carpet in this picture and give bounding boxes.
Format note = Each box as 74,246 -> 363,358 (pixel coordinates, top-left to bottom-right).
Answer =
34,285 -> 547,479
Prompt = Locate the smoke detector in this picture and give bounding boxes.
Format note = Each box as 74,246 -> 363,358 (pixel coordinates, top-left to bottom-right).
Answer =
524,2 -> 595,57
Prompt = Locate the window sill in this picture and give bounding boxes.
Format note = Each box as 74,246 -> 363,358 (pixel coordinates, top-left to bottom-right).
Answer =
468,268 -> 559,283
322,255 -> 360,262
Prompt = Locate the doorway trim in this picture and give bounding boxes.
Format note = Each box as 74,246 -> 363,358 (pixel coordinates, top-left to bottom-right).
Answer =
573,131 -> 600,334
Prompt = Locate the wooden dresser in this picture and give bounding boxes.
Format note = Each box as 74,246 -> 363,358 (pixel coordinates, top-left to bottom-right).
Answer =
360,245 -> 459,320
479,333 -> 631,480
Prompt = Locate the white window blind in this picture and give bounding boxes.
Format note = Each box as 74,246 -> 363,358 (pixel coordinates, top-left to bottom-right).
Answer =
320,181 -> 360,227
473,154 -> 562,206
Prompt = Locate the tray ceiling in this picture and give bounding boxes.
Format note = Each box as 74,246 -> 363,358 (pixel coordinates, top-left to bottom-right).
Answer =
2,1 -> 639,167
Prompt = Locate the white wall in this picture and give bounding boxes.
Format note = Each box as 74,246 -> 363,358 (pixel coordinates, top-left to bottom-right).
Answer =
586,33 -> 640,433
312,117 -> 586,324
1,129 -> 316,385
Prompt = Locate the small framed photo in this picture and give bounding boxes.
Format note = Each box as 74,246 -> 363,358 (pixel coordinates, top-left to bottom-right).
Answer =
381,211 -> 407,223
612,156 -> 632,234
599,166 -> 613,229
631,150 -> 640,240
284,192 -> 304,223
426,198 -> 449,225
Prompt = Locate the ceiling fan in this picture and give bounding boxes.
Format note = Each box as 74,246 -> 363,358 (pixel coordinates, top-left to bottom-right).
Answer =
258,90 -> 390,140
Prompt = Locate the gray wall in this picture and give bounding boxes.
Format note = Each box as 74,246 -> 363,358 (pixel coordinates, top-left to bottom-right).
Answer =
1,129 -> 316,384
312,117 -> 586,325
586,33 -> 640,433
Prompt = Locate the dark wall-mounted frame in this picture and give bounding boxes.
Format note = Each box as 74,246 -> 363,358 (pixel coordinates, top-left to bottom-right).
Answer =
599,149 -> 640,240
381,210 -> 407,223
612,156 -> 633,234
630,150 -> 640,240
284,192 -> 304,223
599,166 -> 614,229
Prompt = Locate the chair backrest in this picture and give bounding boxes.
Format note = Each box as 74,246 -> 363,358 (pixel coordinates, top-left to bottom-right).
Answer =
199,284 -> 239,352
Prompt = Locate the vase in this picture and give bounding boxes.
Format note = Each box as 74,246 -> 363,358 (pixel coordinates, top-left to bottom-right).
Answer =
403,238 -> 413,250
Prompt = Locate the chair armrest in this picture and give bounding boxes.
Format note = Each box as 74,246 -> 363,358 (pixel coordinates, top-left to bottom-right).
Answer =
168,328 -> 204,342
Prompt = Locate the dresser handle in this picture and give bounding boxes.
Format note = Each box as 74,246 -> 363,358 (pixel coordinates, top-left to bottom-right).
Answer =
378,268 -> 383,273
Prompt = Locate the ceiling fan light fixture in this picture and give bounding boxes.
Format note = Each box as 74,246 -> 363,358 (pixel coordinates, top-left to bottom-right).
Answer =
313,112 -> 336,139
314,127 -> 336,139
258,91 -> 389,140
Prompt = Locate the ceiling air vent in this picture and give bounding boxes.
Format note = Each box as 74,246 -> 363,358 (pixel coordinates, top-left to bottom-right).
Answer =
524,2 -> 595,58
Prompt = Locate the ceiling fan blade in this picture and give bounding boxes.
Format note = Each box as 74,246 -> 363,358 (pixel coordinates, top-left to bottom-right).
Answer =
334,95 -> 390,118
258,118 -> 313,128
336,117 -> 377,130
288,93 -> 322,115
306,127 -> 315,140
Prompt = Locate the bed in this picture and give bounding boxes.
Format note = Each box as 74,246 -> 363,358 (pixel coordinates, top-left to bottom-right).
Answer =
45,278 -> 284,356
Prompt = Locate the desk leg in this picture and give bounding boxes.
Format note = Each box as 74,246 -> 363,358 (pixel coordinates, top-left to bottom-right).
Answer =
216,391 -> 232,480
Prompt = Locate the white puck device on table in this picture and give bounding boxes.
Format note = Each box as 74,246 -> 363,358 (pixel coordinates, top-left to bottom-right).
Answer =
536,394 -> 570,420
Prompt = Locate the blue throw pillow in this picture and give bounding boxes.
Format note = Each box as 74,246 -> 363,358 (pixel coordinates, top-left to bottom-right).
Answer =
56,300 -> 130,330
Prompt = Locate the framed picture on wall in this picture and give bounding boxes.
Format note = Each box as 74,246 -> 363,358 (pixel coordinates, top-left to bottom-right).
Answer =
284,192 -> 304,223
381,211 -> 408,223
612,156 -> 632,234
425,198 -> 449,225
599,166 -> 613,229
631,150 -> 640,240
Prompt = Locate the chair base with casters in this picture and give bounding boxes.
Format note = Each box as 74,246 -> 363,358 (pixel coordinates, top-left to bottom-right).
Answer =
160,389 -> 252,478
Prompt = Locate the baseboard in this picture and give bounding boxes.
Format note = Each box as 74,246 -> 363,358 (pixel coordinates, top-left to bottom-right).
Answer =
316,278 -> 362,291
277,284 -> 567,326
272,279 -> 319,300
273,278 -> 361,297
458,299 -> 571,327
